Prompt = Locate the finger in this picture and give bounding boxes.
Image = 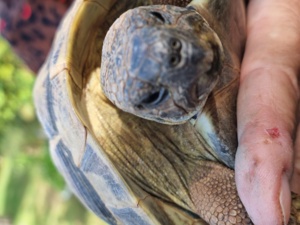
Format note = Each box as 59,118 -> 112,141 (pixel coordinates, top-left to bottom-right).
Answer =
235,0 -> 300,224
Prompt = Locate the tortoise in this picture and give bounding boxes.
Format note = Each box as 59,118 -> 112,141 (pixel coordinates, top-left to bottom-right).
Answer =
33,0 -> 300,224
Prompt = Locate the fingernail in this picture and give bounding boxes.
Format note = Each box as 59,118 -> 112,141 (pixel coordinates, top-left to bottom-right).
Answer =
280,174 -> 291,225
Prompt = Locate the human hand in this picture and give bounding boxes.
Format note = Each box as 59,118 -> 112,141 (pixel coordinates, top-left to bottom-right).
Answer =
235,0 -> 300,224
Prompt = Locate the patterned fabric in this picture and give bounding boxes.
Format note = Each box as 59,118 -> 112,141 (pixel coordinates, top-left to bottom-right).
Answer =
0,0 -> 73,72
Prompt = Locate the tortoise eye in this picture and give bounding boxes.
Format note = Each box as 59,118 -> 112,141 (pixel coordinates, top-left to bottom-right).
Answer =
137,88 -> 169,109
150,11 -> 165,23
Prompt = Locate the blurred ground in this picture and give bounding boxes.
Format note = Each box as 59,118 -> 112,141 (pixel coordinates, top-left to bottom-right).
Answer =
0,36 -> 105,225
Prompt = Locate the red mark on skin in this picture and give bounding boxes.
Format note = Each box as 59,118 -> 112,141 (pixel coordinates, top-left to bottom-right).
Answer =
266,127 -> 280,139
21,3 -> 32,20
0,19 -> 6,32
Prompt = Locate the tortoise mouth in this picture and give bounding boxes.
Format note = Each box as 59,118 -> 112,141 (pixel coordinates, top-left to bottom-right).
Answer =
136,87 -> 170,110
187,112 -> 200,126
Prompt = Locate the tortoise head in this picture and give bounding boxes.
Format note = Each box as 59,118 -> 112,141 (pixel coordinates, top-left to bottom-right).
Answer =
101,5 -> 223,124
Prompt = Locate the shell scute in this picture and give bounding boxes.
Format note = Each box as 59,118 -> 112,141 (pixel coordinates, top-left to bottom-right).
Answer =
38,67 -> 58,138
54,139 -> 118,225
111,207 -> 154,225
80,144 -> 130,203
80,133 -> 159,224
48,71 -> 86,166
51,33 -> 65,66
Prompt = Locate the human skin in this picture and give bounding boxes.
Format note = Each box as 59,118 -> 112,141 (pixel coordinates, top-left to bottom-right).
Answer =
236,0 -> 300,224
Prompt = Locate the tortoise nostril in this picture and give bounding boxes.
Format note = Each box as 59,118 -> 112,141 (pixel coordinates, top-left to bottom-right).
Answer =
169,54 -> 181,67
170,38 -> 181,50
137,88 -> 169,109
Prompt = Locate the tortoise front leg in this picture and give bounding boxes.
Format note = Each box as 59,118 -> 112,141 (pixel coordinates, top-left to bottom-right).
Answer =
189,161 -> 252,224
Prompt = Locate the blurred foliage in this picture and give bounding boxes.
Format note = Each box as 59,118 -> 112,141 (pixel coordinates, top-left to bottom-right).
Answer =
0,37 -> 35,133
0,36 -> 103,225
0,36 -> 64,190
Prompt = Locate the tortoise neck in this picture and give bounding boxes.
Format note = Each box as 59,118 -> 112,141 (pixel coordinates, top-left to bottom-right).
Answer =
189,0 -> 246,60
190,0 -> 246,168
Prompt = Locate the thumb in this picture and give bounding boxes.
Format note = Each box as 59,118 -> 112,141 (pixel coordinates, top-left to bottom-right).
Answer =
236,0 -> 300,224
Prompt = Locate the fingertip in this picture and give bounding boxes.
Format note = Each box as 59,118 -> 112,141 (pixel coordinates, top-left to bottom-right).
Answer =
235,145 -> 292,225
